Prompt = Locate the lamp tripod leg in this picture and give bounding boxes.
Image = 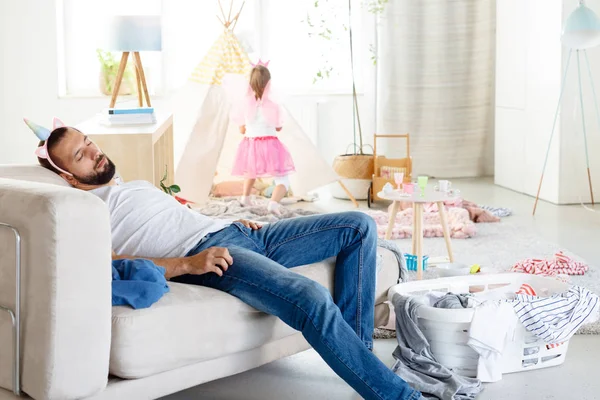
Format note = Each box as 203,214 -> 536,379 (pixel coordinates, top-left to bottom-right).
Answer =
534,49 -> 573,215
583,50 -> 598,205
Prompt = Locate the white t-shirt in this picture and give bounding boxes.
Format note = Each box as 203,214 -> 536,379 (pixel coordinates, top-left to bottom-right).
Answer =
91,181 -> 230,258
245,104 -> 277,138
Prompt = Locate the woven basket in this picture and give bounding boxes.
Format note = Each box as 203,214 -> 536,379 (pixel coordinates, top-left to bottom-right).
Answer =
333,154 -> 374,179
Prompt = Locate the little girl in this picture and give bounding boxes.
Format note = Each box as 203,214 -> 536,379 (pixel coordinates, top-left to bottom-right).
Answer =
231,62 -> 295,215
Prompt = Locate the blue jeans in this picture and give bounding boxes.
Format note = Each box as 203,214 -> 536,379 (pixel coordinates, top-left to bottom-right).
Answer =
171,211 -> 420,400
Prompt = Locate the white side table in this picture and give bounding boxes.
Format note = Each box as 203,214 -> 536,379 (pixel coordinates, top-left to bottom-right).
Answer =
76,113 -> 174,188
378,189 -> 457,280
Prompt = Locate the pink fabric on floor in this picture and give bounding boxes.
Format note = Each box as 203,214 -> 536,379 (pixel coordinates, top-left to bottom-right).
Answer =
364,207 -> 476,239
392,198 -> 500,223
510,251 -> 589,276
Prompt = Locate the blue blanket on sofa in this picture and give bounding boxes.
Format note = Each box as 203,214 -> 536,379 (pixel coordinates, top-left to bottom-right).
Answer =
112,259 -> 169,309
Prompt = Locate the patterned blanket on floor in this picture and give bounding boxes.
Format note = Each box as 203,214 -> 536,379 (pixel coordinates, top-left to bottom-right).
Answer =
363,207 -> 476,239
191,197 -> 318,223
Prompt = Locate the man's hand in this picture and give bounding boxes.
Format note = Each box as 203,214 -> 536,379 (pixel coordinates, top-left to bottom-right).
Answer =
275,127 -> 282,132
235,219 -> 262,230
112,248 -> 233,279
186,247 -> 233,277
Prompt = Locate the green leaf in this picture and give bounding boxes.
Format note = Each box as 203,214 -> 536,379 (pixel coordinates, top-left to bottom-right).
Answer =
169,185 -> 181,194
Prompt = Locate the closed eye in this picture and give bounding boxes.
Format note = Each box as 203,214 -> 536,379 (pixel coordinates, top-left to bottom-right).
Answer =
77,138 -> 92,161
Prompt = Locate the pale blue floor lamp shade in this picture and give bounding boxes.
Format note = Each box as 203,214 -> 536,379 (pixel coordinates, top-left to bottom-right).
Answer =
562,1 -> 600,49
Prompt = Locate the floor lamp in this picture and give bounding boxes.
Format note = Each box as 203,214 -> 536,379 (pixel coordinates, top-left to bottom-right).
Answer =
105,16 -> 162,108
533,0 -> 600,215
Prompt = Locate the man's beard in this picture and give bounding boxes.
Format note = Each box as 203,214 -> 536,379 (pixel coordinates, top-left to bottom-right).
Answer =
75,155 -> 116,185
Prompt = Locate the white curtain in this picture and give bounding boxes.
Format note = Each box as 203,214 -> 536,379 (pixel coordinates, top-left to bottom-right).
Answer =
376,0 -> 496,178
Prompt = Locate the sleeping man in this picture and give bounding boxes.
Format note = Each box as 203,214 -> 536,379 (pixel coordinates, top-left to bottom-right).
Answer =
24,117 -> 421,400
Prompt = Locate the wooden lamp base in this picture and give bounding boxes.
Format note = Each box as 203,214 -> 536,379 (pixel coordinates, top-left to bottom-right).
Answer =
109,51 -> 152,108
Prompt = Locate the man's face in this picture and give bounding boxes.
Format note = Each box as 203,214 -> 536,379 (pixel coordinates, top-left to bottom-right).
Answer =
50,128 -> 116,187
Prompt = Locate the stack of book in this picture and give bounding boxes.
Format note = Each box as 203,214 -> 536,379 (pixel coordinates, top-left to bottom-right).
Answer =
101,107 -> 157,126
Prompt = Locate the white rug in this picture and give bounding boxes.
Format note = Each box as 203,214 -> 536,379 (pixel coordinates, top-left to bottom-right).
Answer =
192,197 -> 318,223
384,220 -> 600,335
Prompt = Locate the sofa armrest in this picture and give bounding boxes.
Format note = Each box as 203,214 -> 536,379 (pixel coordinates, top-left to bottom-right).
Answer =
0,178 -> 112,400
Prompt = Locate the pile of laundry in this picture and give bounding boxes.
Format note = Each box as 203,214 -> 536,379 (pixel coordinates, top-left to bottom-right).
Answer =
390,283 -> 600,400
510,251 -> 588,277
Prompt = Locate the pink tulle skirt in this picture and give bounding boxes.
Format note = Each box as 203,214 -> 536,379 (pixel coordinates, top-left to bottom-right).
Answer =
232,136 -> 296,178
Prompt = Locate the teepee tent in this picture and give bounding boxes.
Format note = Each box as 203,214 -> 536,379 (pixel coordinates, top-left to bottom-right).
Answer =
173,1 -> 357,206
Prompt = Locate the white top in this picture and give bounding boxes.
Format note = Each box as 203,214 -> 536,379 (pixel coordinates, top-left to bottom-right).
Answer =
91,180 -> 230,258
377,188 -> 458,203
245,105 -> 277,138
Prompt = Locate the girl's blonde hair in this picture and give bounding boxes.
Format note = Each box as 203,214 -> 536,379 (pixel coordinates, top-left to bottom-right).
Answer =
249,65 -> 271,100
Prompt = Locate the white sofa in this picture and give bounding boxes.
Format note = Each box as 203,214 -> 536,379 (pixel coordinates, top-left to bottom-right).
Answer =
0,165 -> 401,400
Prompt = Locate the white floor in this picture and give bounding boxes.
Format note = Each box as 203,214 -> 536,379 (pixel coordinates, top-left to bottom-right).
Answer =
163,178 -> 600,400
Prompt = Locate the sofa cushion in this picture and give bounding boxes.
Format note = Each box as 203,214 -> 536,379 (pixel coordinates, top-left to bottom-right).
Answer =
0,164 -> 71,187
109,247 -> 399,378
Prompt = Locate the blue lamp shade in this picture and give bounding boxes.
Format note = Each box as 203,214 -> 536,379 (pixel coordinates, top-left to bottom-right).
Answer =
562,3 -> 600,49
106,16 -> 162,52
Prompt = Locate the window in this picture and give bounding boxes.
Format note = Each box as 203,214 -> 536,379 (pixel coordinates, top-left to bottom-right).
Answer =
258,0 -> 364,94
58,0 -> 163,97
58,0 -> 367,97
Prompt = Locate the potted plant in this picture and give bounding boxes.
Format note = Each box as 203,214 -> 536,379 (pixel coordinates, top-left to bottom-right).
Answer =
306,0 -> 388,200
97,49 -> 136,96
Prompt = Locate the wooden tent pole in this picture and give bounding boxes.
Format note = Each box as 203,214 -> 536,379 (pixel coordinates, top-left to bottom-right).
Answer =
227,0 -> 234,22
232,1 -> 245,31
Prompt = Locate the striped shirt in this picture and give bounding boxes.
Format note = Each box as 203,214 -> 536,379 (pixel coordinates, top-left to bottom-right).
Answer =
512,286 -> 600,344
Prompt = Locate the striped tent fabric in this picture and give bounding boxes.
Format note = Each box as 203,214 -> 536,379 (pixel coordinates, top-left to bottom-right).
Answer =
189,30 -> 252,85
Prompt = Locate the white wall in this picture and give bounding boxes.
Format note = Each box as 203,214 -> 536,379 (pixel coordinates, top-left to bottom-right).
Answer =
0,0 -> 369,170
495,0 -> 600,204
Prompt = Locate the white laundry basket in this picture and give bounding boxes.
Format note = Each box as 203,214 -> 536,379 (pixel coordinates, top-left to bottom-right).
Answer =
388,273 -> 571,377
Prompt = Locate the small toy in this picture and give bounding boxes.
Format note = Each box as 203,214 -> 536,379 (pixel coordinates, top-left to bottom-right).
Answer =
470,264 -> 481,274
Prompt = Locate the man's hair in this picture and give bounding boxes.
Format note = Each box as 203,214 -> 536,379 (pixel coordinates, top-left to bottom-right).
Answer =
37,126 -> 70,174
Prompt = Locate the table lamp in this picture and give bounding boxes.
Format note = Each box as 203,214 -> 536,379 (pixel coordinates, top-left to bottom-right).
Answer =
105,15 -> 162,108
533,0 -> 600,214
